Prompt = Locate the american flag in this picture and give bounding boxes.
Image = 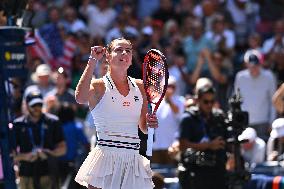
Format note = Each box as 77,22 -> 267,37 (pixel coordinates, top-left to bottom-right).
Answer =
27,24 -> 77,72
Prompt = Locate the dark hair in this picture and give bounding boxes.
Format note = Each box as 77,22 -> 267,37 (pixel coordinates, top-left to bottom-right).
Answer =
197,85 -> 216,98
106,37 -> 132,53
57,103 -> 75,124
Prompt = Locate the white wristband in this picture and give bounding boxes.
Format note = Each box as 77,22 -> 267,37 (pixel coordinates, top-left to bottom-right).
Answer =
88,56 -> 97,62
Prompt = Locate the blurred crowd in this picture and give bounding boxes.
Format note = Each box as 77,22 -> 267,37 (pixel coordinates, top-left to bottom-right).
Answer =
1,0 -> 284,188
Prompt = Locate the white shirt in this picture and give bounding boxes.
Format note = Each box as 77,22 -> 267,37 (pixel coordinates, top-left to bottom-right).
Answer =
234,69 -> 276,124
153,96 -> 185,150
242,137 -> 266,165
91,74 -> 142,145
69,19 -> 87,33
205,29 -> 236,49
81,5 -> 116,37
262,37 -> 284,54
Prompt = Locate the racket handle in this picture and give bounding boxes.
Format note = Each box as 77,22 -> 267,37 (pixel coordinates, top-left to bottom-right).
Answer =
146,127 -> 154,157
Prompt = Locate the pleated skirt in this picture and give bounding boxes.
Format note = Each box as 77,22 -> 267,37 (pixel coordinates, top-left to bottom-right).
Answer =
75,146 -> 154,189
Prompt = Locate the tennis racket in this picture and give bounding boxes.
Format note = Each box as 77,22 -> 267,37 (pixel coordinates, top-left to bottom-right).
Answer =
143,49 -> 169,157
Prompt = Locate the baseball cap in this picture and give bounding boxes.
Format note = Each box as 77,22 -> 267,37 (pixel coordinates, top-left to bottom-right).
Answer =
195,77 -> 214,96
244,50 -> 262,65
35,64 -> 51,76
25,90 -> 43,107
31,64 -> 51,82
238,127 -> 257,142
270,118 -> 284,139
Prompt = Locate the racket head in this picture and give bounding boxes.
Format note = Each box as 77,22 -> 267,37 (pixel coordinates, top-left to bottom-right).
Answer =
143,49 -> 169,113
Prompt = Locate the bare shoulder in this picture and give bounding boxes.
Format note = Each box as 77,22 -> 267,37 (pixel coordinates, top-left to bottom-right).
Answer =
134,78 -> 144,87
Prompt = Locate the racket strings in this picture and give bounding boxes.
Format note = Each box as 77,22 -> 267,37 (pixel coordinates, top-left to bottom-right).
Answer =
145,57 -> 166,103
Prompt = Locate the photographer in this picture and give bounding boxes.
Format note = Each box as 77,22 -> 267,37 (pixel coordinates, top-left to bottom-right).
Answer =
178,81 -> 228,189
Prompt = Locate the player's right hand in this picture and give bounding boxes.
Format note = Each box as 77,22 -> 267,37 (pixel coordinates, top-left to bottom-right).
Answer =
90,46 -> 105,61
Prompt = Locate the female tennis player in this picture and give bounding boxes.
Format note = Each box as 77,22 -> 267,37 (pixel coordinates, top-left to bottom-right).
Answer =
74,38 -> 158,189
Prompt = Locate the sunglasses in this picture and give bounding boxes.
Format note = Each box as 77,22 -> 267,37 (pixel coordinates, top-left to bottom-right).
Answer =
201,99 -> 215,105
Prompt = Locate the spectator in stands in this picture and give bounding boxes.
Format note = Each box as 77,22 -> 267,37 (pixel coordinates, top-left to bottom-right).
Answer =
262,19 -> 284,67
267,118 -> 284,161
39,6 -> 65,64
62,6 -> 87,33
238,127 -> 266,168
143,19 -> 165,52
164,19 -> 182,50
137,0 -> 159,20
272,82 -> 284,116
182,19 -> 215,92
151,0 -> 177,23
180,15 -> 194,38
152,76 -> 185,165
234,49 -> 276,141
105,13 -> 139,44
226,0 -> 260,47
174,0 -> 195,22
45,67 -> 77,111
204,14 -> 235,57
168,49 -> 188,96
190,49 -> 231,110
262,19 -> 284,84
12,90 -> 66,189
80,0 -> 116,38
193,0 -> 220,32
25,64 -> 54,98
248,32 -> 263,52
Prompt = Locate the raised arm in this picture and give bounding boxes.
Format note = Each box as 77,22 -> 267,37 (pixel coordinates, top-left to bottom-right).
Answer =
75,46 -> 105,104
190,52 -> 204,85
205,50 -> 228,84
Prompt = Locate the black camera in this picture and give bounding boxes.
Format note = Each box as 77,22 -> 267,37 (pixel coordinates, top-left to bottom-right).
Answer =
224,89 -> 251,187
181,148 -> 217,168
225,89 -> 249,141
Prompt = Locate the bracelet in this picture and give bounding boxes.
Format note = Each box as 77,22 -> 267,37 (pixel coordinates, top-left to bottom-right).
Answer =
88,56 -> 97,61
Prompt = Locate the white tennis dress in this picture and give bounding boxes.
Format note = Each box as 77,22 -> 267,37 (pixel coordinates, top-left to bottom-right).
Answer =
75,74 -> 153,189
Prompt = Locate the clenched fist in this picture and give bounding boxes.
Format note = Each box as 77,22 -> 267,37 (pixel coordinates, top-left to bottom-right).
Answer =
90,46 -> 106,62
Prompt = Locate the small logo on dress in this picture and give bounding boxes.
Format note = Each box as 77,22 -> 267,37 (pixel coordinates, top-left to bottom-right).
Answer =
134,96 -> 139,102
123,101 -> 130,107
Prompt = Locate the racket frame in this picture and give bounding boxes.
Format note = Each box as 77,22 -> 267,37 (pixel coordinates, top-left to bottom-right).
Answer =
142,49 -> 169,157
